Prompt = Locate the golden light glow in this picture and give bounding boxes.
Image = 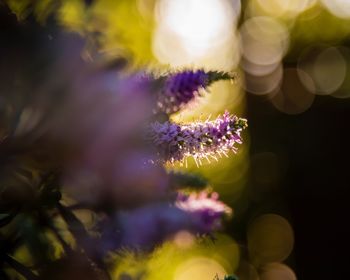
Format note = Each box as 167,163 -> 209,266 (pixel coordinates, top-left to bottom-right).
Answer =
172,80 -> 244,122
254,0 -> 317,18
321,0 -> 350,19
174,257 -> 227,280
58,0 -> 85,31
173,231 -> 195,249
157,0 -> 230,52
140,234 -> 239,280
153,0 -> 240,69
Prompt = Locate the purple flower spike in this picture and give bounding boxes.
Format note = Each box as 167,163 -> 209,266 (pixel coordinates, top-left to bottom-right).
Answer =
155,70 -> 234,114
149,111 -> 248,166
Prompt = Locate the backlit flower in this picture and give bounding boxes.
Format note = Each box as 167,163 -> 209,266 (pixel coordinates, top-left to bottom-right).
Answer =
149,111 -> 247,165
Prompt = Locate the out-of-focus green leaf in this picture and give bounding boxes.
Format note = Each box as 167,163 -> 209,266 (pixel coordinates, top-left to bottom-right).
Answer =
168,171 -> 208,190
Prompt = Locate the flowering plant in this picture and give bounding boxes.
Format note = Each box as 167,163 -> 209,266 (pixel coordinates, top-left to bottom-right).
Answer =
0,7 -> 247,280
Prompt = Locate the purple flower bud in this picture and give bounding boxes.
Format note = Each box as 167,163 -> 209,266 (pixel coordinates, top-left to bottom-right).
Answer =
149,111 -> 248,166
155,70 -> 234,114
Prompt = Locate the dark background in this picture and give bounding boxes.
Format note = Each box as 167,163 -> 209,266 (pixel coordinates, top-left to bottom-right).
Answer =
245,94 -> 350,279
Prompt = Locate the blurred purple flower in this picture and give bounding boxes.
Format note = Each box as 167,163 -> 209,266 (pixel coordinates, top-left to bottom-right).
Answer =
149,111 -> 248,165
59,69 -> 170,209
116,204 -> 194,250
176,191 -> 232,232
100,191 -> 231,251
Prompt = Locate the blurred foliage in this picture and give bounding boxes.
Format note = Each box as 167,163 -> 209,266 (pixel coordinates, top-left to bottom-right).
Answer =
5,0 -> 155,65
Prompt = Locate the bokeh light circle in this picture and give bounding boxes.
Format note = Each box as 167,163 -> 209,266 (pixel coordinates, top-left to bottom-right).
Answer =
248,214 -> 294,265
331,47 -> 350,99
260,263 -> 297,280
236,261 -> 260,280
321,0 -> 350,19
239,16 -> 289,67
298,47 -> 347,95
255,0 -> 317,18
244,63 -> 283,95
270,68 -> 315,114
242,57 -> 281,77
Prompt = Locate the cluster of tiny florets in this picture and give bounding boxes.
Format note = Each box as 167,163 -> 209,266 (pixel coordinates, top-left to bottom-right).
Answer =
153,70 -> 234,114
154,69 -> 209,114
149,111 -> 248,166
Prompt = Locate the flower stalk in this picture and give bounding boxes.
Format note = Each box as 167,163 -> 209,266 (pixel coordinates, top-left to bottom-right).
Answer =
154,70 -> 236,114
149,111 -> 248,166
